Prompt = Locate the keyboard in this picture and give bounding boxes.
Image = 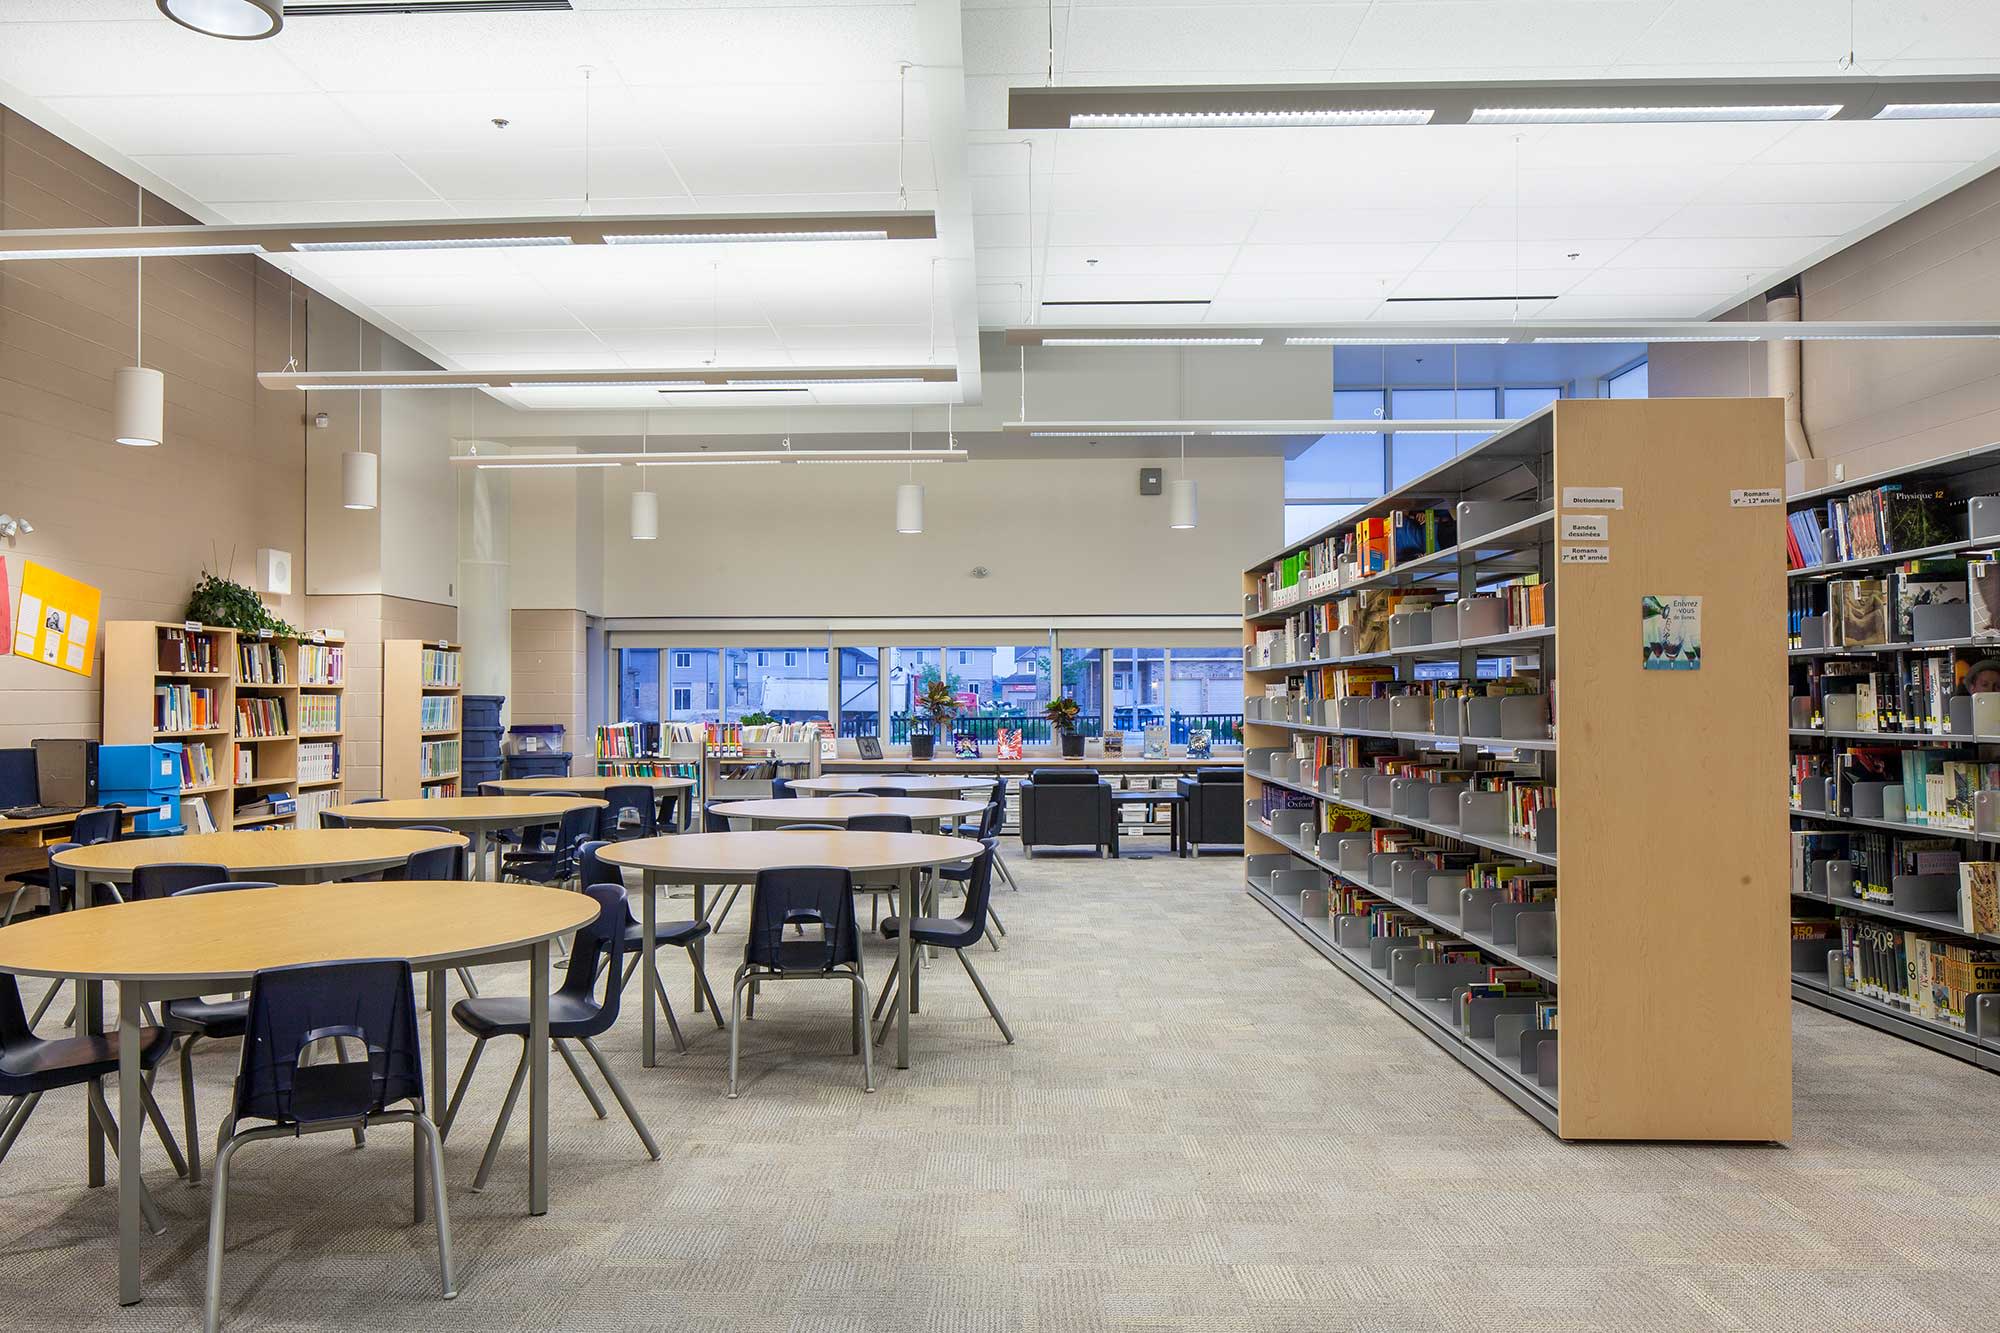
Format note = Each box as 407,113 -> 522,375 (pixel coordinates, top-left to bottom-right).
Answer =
1,805 -> 80,820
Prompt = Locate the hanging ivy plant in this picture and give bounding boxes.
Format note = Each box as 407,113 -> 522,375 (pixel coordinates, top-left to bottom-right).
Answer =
186,571 -> 300,639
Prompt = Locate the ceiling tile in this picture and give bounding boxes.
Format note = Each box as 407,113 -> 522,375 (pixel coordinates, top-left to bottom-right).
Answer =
1249,210 -> 1459,244
1700,160 -> 1970,206
39,92 -> 371,157
132,152 -> 437,204
1230,242 -> 1439,275
667,142 -> 929,198
1041,245 -> 1237,277
1049,209 -> 1257,247
396,147 -> 688,203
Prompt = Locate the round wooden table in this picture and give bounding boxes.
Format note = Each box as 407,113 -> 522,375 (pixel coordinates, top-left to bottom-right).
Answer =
328,797 -> 606,879
481,775 -> 696,831
790,774 -> 996,797
596,830 -> 976,1071
0,880 -> 594,1309
51,828 -> 467,887
709,796 -> 985,835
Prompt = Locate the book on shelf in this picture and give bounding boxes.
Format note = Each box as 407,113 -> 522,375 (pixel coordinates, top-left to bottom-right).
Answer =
1141,726 -> 1167,759
178,741 -> 216,790
1831,579 -> 1890,646
293,787 -> 339,828
234,747 -> 254,784
1892,559 -> 1968,641
297,694 -> 340,735
420,648 -> 461,688
185,798 -> 217,835
1816,486 -> 1962,565
1972,560 -> 2000,640
419,695 -> 458,731
1960,861 -> 2000,937
298,643 -> 344,685
159,627 -> 219,673
1837,916 -> 2000,1028
298,741 -> 340,783
236,642 -> 287,685
996,729 -> 1023,760
419,739 -> 460,780
155,684 -> 218,732
234,697 -> 289,739
421,779 -> 461,799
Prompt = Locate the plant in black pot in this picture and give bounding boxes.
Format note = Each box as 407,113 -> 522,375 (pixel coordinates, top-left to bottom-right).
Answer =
911,678 -> 960,759
1044,696 -> 1084,757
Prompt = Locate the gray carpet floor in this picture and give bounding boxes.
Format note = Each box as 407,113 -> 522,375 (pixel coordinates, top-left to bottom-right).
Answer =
5,839 -> 2000,1331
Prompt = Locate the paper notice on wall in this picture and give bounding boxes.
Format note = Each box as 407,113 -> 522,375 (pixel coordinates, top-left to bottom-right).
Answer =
1561,515 -> 1609,541
1642,595 -> 1702,670
0,556 -> 10,656
1731,488 -> 1782,507
14,561 -> 102,678
1561,486 -> 1624,510
1560,545 -> 1610,565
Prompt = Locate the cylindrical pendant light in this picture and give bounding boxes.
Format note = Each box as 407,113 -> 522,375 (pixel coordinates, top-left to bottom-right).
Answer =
896,482 -> 925,534
113,366 -> 164,447
156,0 -> 283,41
342,449 -> 378,510
1169,433 -> 1197,529
631,428 -> 658,538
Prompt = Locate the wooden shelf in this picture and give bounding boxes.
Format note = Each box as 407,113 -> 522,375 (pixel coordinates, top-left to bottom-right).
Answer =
383,641 -> 462,800
1244,398 -> 1791,1143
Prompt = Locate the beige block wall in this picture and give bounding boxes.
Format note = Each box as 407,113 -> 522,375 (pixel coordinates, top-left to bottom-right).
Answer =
304,593 -> 458,797
512,609 -> 587,778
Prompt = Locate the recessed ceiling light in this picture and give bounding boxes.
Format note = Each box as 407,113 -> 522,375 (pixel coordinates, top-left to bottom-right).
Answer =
1070,109 -> 1432,128
1470,104 -> 1841,125
1039,337 -> 1264,347
292,235 -> 572,253
601,230 -> 890,245
1876,103 -> 2000,119
1284,336 -> 1511,345
158,0 -> 282,39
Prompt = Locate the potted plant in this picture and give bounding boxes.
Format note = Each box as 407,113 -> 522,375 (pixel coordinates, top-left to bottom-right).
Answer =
186,570 -> 299,638
1044,696 -> 1084,757
911,678 -> 959,758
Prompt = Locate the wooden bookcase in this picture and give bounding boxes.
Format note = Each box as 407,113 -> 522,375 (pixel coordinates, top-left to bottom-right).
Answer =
383,639 -> 462,800
103,622 -> 346,833
1240,397 -> 1790,1141
1784,439 -> 2000,1074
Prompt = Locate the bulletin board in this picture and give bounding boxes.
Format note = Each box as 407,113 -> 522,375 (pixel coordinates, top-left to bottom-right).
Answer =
12,561 -> 101,678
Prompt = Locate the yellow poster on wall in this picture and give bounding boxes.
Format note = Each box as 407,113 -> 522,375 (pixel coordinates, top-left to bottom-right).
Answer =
12,561 -> 102,678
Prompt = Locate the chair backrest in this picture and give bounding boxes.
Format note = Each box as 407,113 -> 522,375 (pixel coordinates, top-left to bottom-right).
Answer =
770,777 -> 794,799
402,842 -> 465,881
350,797 -> 386,804
744,867 -> 860,971
844,813 -> 913,834
861,786 -> 909,798
704,807 -> 732,833
1198,768 -> 1244,785
0,974 -> 32,1065
1028,769 -> 1099,785
975,799 -> 1004,839
941,839 -> 1000,946
777,823 -> 844,832
575,838 -> 620,890
551,804 -> 600,864
131,862 -> 231,903
319,811 -> 349,829
985,777 -> 1007,808
72,807 -> 122,845
477,781 -> 504,797
556,883 -> 627,1034
233,959 -> 423,1127
600,784 -> 655,839
171,880 -> 278,897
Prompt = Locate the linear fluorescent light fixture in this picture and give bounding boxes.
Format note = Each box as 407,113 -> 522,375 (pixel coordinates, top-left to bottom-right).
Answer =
1010,76 -> 2000,129
1038,337 -> 1264,347
473,460 -> 625,470
1012,419 -> 1513,437
261,366 -> 957,392
1010,321 -> 2000,346
1284,336 -> 1510,346
0,210 -> 934,262
456,448 -> 969,469
285,1 -> 572,15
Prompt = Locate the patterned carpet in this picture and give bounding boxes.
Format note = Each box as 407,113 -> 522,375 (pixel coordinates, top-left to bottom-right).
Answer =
5,840 -> 2000,1331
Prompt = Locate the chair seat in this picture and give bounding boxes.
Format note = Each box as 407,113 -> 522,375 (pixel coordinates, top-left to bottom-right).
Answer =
0,1025 -> 173,1093
623,917 -> 709,950
162,996 -> 249,1039
450,993 -> 606,1040
878,915 -> 980,949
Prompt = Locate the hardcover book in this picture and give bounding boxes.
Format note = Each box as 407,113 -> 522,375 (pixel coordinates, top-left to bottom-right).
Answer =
1961,860 -> 2000,936
1832,579 -> 1889,646
1973,562 -> 2000,639
995,728 -> 1023,760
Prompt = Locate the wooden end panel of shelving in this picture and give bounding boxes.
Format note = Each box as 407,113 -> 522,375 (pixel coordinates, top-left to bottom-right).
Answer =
1552,396 -> 1791,1142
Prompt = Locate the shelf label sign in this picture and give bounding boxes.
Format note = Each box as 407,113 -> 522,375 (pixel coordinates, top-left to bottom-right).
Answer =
1560,545 -> 1610,565
1561,485 -> 1623,510
1731,487 -> 1782,507
1561,515 -> 1609,541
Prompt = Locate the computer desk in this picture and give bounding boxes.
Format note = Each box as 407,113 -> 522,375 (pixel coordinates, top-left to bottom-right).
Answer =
0,807 -> 131,901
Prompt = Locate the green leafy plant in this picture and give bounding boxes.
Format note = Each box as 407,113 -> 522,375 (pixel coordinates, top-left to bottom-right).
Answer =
916,678 -> 961,733
186,571 -> 298,638
1043,696 -> 1082,735
738,711 -> 776,727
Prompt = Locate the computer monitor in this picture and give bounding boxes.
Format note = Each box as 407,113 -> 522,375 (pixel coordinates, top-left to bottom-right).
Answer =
0,748 -> 36,809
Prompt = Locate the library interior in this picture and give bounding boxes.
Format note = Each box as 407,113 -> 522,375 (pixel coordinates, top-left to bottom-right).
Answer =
5,2 -> 2000,1330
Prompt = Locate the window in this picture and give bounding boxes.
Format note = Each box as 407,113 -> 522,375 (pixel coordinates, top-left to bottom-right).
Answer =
956,650 -> 970,665
1060,648 -> 1103,733
1285,502 -> 1363,546
619,647 -> 723,724
1608,359 -> 1649,399
725,647 -> 825,723
663,648 -> 720,724
672,651 -> 691,669
1110,648 -> 1167,738
670,686 -> 692,712
886,647 -> 940,742
1168,647 -> 1244,747
838,648 -> 880,737
617,648 -> 661,723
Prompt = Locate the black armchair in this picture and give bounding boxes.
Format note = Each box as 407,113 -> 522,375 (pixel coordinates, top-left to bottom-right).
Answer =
1175,769 -> 1245,857
1019,769 -> 1117,858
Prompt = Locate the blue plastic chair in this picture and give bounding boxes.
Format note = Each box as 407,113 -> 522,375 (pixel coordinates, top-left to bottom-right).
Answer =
576,841 -> 720,1050
402,840 -> 482,997
935,803 -> 1007,946
161,880 -> 278,1184
728,866 -> 873,1098
770,777 -> 795,799
873,840 -> 1013,1047
318,811 -> 349,829
499,804 -> 597,884
6,806 -> 122,922
0,975 -> 187,1230
597,784 -> 656,842
442,884 -> 658,1190
204,959 -> 450,1333
130,862 -> 230,905
843,813 -> 911,929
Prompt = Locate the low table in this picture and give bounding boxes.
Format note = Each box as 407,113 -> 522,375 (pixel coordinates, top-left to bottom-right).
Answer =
52,828 -> 469,889
328,797 -> 606,879
1111,788 -> 1184,855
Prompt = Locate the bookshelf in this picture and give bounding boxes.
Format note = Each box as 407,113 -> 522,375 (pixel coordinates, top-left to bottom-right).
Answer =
383,640 -> 462,800
103,623 -> 346,833
594,721 -> 822,816
1784,439 -> 2000,1071
1242,398 -> 1790,1141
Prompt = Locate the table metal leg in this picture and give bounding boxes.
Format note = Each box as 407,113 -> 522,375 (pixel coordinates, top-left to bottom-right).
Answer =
528,940 -> 550,1217
118,984 -> 144,1305
641,870 -> 658,1068
895,869 -> 913,1071
81,979 -> 104,1188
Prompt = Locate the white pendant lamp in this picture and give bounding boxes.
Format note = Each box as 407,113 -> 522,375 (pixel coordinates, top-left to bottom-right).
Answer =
1169,434 -> 1197,529
341,323 -> 378,510
115,187 -> 163,447
896,482 -> 925,534
631,431 -> 659,539
156,0 -> 282,41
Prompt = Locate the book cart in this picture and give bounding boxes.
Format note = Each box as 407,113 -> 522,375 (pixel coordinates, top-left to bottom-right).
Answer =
1242,398 -> 1789,1140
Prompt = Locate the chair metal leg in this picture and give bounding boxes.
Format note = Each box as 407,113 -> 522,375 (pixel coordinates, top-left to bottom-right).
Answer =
179,1035 -> 203,1184
440,1036 -> 486,1138
203,1133 -> 244,1333
650,967 -> 688,1053
454,967 -> 481,999
554,1039 -> 607,1119
711,885 -> 741,933
957,949 -> 1015,1044
691,953 -> 726,1029
579,1037 -> 660,1161
26,979 -> 62,1029
141,1078 -> 189,1178
871,956 -> 900,1022
472,1048 -> 530,1192
0,1091 -> 40,1165
411,1113 -> 457,1299
1,884 -> 28,927
852,973 -> 875,1093
727,971 -> 751,1098
84,1082 -> 166,1235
